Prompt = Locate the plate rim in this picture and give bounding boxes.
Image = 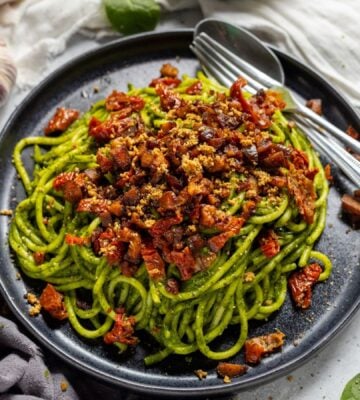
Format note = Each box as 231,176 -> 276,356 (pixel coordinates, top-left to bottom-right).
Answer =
1,28 -> 360,397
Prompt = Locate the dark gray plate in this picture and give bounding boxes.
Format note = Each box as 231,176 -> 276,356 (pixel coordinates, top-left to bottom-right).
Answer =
0,30 -> 359,398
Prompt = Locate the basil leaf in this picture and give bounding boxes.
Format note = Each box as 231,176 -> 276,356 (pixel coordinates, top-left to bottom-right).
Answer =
341,373 -> 360,400
103,0 -> 161,35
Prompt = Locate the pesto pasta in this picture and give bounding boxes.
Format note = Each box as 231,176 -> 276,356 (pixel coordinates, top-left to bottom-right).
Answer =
9,65 -> 331,366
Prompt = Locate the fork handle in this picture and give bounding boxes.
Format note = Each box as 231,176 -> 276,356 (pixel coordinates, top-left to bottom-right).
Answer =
297,103 -> 360,154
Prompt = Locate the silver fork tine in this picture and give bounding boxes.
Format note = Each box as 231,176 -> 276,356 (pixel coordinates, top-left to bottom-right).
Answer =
189,44 -> 234,88
194,33 -> 360,155
191,34 -> 360,186
194,36 -> 263,91
198,32 -> 277,88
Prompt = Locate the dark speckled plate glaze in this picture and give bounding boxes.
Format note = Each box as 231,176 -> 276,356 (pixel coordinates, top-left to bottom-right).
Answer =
0,30 -> 359,398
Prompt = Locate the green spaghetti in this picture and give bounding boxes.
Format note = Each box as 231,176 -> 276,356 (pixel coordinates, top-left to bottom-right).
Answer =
9,64 -> 331,367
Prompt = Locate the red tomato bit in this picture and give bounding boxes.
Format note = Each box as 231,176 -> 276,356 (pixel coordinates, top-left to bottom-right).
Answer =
44,107 -> 79,135
39,283 -> 68,320
244,331 -> 285,364
103,310 -> 138,346
288,263 -> 322,309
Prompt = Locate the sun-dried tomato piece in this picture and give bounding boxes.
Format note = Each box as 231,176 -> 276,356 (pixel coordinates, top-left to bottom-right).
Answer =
165,278 -> 180,294
39,284 -> 68,320
341,194 -> 360,216
261,150 -> 286,168
62,181 -> 83,203
185,81 -> 202,95
158,191 -> 177,213
53,172 -> 78,191
155,85 -> 182,111
150,77 -> 181,88
44,107 -> 79,135
324,164 -> 333,183
103,310 -> 138,345
287,169 -> 316,224
216,362 -> 248,378
53,172 -> 83,203
65,234 -> 89,246
76,198 -> 110,215
89,115 -> 138,143
230,78 -> 261,125
160,63 -> 179,78
346,125 -> 359,140
141,242 -> 166,280
288,263 -> 322,309
170,246 -> 196,281
110,145 -> 131,170
306,98 -> 322,115
33,251 -> 45,265
149,215 -> 183,237
244,331 -> 285,364
105,91 -> 144,112
291,148 -> 309,170
207,232 -> 231,252
259,229 -> 280,258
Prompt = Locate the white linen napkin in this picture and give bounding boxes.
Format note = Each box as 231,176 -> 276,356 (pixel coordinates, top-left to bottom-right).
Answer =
0,0 -> 359,108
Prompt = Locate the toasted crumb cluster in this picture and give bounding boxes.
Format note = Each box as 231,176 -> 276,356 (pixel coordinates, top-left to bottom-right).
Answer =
50,64 -> 318,289
25,292 -> 41,316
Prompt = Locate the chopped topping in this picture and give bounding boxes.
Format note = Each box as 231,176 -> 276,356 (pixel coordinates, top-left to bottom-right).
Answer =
244,331 -> 285,364
39,284 -> 68,320
287,169 -> 316,224
288,263 -> 322,309
216,362 -> 248,378
259,229 -> 280,258
105,91 -> 144,112
160,63 -> 179,78
44,107 -> 79,135
186,81 -> 202,95
194,369 -> 208,380
165,278 -> 180,294
324,164 -> 333,182
65,234 -> 89,246
341,194 -> 360,228
341,194 -> 360,216
49,68 -> 320,285
150,77 -> 181,88
346,126 -> 359,140
103,310 -> 138,345
306,98 -> 322,115
33,251 -> 45,265
141,242 -> 165,280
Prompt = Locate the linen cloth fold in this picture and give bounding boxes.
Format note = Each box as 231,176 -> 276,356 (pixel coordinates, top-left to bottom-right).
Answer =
0,316 -> 78,400
0,0 -> 359,109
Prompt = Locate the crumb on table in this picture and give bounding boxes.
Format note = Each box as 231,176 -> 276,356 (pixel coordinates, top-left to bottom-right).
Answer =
194,369 -> 208,380
0,209 -> 13,216
60,379 -> 68,392
26,292 -> 41,316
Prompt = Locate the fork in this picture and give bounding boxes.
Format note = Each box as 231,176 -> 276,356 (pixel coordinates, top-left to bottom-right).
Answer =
190,33 -> 360,186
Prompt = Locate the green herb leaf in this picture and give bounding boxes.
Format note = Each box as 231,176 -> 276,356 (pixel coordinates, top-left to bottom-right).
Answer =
341,374 -> 360,400
103,0 -> 161,35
